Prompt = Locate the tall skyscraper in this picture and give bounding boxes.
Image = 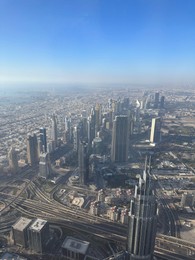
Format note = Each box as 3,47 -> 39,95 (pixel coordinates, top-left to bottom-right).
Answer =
51,114 -> 58,148
8,147 -> 18,173
127,158 -> 157,260
78,141 -> 89,185
95,103 -> 101,135
73,125 -> 80,152
87,112 -> 95,147
40,128 -> 47,152
80,117 -> 88,141
111,115 -> 129,163
160,96 -> 165,109
39,153 -> 50,179
27,134 -> 39,166
154,92 -> 159,108
150,117 -> 161,144
64,116 -> 72,143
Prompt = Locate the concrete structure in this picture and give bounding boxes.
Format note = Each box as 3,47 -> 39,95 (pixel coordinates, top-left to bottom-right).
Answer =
28,218 -> 49,253
40,127 -> 47,152
73,125 -> 80,152
95,103 -> 101,135
27,134 -> 39,166
160,96 -> 165,109
8,147 -> 18,173
87,109 -> 96,146
127,159 -> 158,260
150,117 -> 161,144
51,114 -> 58,149
61,236 -> 90,260
154,92 -> 159,108
78,141 -> 89,185
39,152 -> 50,179
97,189 -> 105,202
181,192 -> 195,208
12,217 -> 32,248
111,115 -> 129,163
92,137 -> 103,154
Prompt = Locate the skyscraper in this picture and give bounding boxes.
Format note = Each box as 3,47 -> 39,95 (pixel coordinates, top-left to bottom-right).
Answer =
64,116 -> 72,143
28,218 -> 49,254
95,103 -> 101,135
160,96 -> 165,109
78,141 -> 89,185
111,115 -> 129,163
51,114 -> 58,148
150,117 -> 161,144
39,153 -> 50,179
154,92 -> 159,108
8,147 -> 18,173
73,125 -> 80,152
127,158 -> 158,260
87,112 -> 95,147
27,134 -> 39,166
40,128 -> 47,152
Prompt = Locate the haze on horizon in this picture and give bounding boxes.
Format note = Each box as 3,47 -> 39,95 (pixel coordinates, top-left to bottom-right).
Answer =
0,0 -> 195,88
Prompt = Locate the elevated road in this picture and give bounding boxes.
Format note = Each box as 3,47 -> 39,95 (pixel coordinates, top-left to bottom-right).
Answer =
1,175 -> 194,259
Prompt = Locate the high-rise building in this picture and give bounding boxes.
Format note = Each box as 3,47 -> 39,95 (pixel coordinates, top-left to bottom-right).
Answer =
40,128 -> 47,152
51,114 -> 58,149
154,92 -> 159,108
73,125 -> 80,152
80,117 -> 88,141
28,218 -> 49,253
78,141 -> 89,185
111,116 -> 129,163
64,116 -> 72,143
127,158 -> 158,260
39,153 -> 50,179
160,96 -> 165,109
95,103 -> 101,135
87,113 -> 95,146
150,117 -> 161,144
27,134 -> 39,166
8,147 -> 18,173
12,217 -> 32,248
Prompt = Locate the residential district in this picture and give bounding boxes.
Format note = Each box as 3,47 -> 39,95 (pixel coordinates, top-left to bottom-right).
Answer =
0,86 -> 195,260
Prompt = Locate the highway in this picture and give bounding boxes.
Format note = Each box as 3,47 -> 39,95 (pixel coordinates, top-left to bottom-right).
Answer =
0,169 -> 195,260
155,177 -> 180,238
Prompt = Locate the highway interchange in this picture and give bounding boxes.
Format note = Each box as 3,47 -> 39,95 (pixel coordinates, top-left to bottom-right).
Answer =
0,166 -> 195,259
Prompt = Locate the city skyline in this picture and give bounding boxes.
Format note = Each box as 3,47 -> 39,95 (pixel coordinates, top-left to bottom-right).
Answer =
0,0 -> 195,87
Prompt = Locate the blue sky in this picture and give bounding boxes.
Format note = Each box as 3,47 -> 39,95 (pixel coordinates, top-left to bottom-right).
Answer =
0,0 -> 195,87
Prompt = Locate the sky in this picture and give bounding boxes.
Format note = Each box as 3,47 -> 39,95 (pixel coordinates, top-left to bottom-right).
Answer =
0,0 -> 195,87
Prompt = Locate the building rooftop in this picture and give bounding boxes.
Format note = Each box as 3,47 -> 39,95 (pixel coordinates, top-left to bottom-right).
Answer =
29,218 -> 47,232
12,217 -> 32,232
62,236 -> 90,255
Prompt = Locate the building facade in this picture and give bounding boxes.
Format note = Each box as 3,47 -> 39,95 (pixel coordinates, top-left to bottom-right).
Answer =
40,127 -> 47,152
12,217 -> 32,248
27,134 -> 39,166
39,152 -> 50,179
51,114 -> 58,149
28,218 -> 49,253
111,116 -> 129,163
150,117 -> 161,144
78,141 -> 89,185
127,159 -> 158,260
8,147 -> 18,173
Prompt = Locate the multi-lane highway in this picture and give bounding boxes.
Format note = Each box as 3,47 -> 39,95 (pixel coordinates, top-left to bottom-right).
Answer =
0,168 -> 195,260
